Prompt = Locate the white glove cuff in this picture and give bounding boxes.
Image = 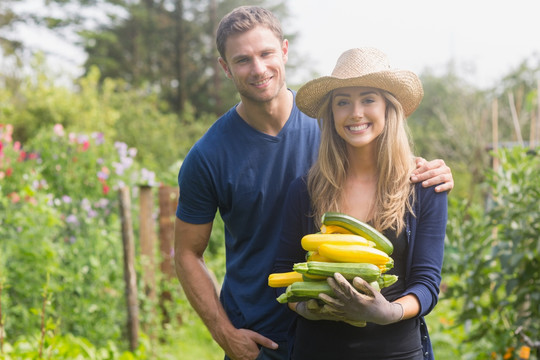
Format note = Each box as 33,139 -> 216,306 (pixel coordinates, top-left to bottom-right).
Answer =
394,302 -> 404,322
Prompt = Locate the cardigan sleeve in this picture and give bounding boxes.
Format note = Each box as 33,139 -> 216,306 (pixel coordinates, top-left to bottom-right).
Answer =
404,184 -> 448,317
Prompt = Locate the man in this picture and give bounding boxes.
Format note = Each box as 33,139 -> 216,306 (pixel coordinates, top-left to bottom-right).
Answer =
174,6 -> 453,360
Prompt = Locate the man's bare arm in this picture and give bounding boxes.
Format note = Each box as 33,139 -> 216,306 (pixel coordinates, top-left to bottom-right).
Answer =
174,218 -> 277,360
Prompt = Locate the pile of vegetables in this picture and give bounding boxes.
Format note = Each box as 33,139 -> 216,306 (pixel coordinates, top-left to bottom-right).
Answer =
268,212 -> 397,303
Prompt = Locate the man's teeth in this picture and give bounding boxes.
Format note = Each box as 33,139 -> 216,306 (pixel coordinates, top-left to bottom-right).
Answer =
254,78 -> 270,86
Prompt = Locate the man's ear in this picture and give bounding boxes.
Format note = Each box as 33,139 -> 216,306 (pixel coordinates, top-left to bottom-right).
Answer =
218,57 -> 232,79
282,39 -> 289,64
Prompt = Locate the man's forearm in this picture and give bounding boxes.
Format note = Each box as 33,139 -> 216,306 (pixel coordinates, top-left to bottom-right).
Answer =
175,253 -> 234,345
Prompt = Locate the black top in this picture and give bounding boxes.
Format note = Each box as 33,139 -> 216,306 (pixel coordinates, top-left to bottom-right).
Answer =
291,229 -> 423,360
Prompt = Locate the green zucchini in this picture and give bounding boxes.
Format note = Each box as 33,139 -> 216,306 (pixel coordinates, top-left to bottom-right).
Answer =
275,281 -> 335,303
377,274 -> 398,289
321,212 -> 394,255
293,261 -> 381,282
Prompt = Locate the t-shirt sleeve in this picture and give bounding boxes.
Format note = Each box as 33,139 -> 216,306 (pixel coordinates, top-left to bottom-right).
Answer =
176,146 -> 218,224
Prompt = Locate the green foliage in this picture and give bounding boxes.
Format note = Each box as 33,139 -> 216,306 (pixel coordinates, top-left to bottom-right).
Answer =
153,296 -> 223,360
0,119 -> 229,358
1,332 -> 150,360
1,6 -> 539,357
0,190 -> 63,335
411,56 -> 540,205
1,58 -> 211,179
79,0 -> 289,116
0,123 -> 150,351
444,146 -> 540,356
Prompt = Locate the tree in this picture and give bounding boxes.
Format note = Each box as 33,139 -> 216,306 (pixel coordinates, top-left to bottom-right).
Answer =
80,0 -> 291,115
1,0 -> 292,116
410,68 -> 492,201
410,56 -> 540,202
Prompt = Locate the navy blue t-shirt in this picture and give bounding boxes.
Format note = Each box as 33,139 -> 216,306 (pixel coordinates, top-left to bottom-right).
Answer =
176,93 -> 320,341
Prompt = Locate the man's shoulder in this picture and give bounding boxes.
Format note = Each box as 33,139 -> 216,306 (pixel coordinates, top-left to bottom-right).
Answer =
191,107 -> 237,146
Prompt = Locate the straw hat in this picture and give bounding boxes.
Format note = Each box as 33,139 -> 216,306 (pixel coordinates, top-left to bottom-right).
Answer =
296,47 -> 424,118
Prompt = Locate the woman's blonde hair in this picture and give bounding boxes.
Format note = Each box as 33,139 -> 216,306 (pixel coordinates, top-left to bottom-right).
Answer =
307,89 -> 416,233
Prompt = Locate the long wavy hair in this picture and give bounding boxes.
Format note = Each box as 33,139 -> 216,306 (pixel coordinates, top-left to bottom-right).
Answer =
307,89 -> 416,233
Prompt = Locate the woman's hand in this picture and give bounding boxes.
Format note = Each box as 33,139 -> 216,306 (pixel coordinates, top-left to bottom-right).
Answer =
319,273 -> 403,325
294,299 -> 366,327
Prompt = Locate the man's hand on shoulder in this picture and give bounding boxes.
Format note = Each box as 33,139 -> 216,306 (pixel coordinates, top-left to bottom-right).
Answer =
411,157 -> 454,193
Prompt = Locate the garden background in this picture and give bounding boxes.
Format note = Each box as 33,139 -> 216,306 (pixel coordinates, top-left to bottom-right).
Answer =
1,0 -> 539,359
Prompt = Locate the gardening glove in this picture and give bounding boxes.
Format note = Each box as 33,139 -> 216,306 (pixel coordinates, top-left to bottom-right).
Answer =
296,299 -> 366,327
319,273 -> 403,325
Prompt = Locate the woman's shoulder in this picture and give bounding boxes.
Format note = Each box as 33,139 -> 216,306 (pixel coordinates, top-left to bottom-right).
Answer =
412,182 -> 448,214
414,182 -> 447,199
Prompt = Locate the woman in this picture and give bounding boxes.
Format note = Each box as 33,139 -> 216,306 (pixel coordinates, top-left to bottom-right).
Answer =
273,48 -> 447,360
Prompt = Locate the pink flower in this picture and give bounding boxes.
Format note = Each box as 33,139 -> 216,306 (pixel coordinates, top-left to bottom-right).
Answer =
25,196 -> 37,205
102,184 -> 110,195
93,132 -> 105,145
6,167 -> 12,177
81,140 -> 90,151
13,141 -> 21,151
65,214 -> 79,225
1,124 -> 13,142
18,150 -> 26,162
8,192 -> 20,203
53,124 -> 65,137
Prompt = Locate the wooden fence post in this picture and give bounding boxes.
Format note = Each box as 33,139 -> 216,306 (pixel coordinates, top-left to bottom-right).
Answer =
529,79 -> 538,149
158,185 -> 179,324
158,185 -> 178,279
139,185 -> 157,337
508,92 -> 524,145
492,99 -> 499,171
119,186 -> 139,351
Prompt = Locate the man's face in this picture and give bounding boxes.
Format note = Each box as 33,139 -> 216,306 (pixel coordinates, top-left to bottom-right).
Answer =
219,26 -> 288,104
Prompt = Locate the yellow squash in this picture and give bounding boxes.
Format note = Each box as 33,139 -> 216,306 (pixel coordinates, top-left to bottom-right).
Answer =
318,244 -> 391,266
268,271 -> 304,288
301,233 -> 375,252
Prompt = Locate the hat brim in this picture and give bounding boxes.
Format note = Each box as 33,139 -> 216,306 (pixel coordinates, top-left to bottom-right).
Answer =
296,70 -> 423,118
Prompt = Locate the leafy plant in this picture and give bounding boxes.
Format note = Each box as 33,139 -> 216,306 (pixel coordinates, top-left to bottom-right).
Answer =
0,123 -> 159,352
444,146 -> 540,357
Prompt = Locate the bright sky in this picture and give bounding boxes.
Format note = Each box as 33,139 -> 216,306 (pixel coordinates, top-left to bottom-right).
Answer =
286,0 -> 540,88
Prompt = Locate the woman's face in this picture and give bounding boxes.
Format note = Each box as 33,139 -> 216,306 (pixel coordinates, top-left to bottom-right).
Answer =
331,86 -> 386,149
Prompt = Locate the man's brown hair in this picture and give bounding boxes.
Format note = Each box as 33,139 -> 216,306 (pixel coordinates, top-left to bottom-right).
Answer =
216,6 -> 283,61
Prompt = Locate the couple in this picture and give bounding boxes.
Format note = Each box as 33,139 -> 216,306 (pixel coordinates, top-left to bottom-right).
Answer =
174,6 -> 448,360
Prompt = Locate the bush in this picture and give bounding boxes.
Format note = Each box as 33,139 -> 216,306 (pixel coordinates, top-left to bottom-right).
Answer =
0,123 -> 156,351
443,146 -> 540,358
